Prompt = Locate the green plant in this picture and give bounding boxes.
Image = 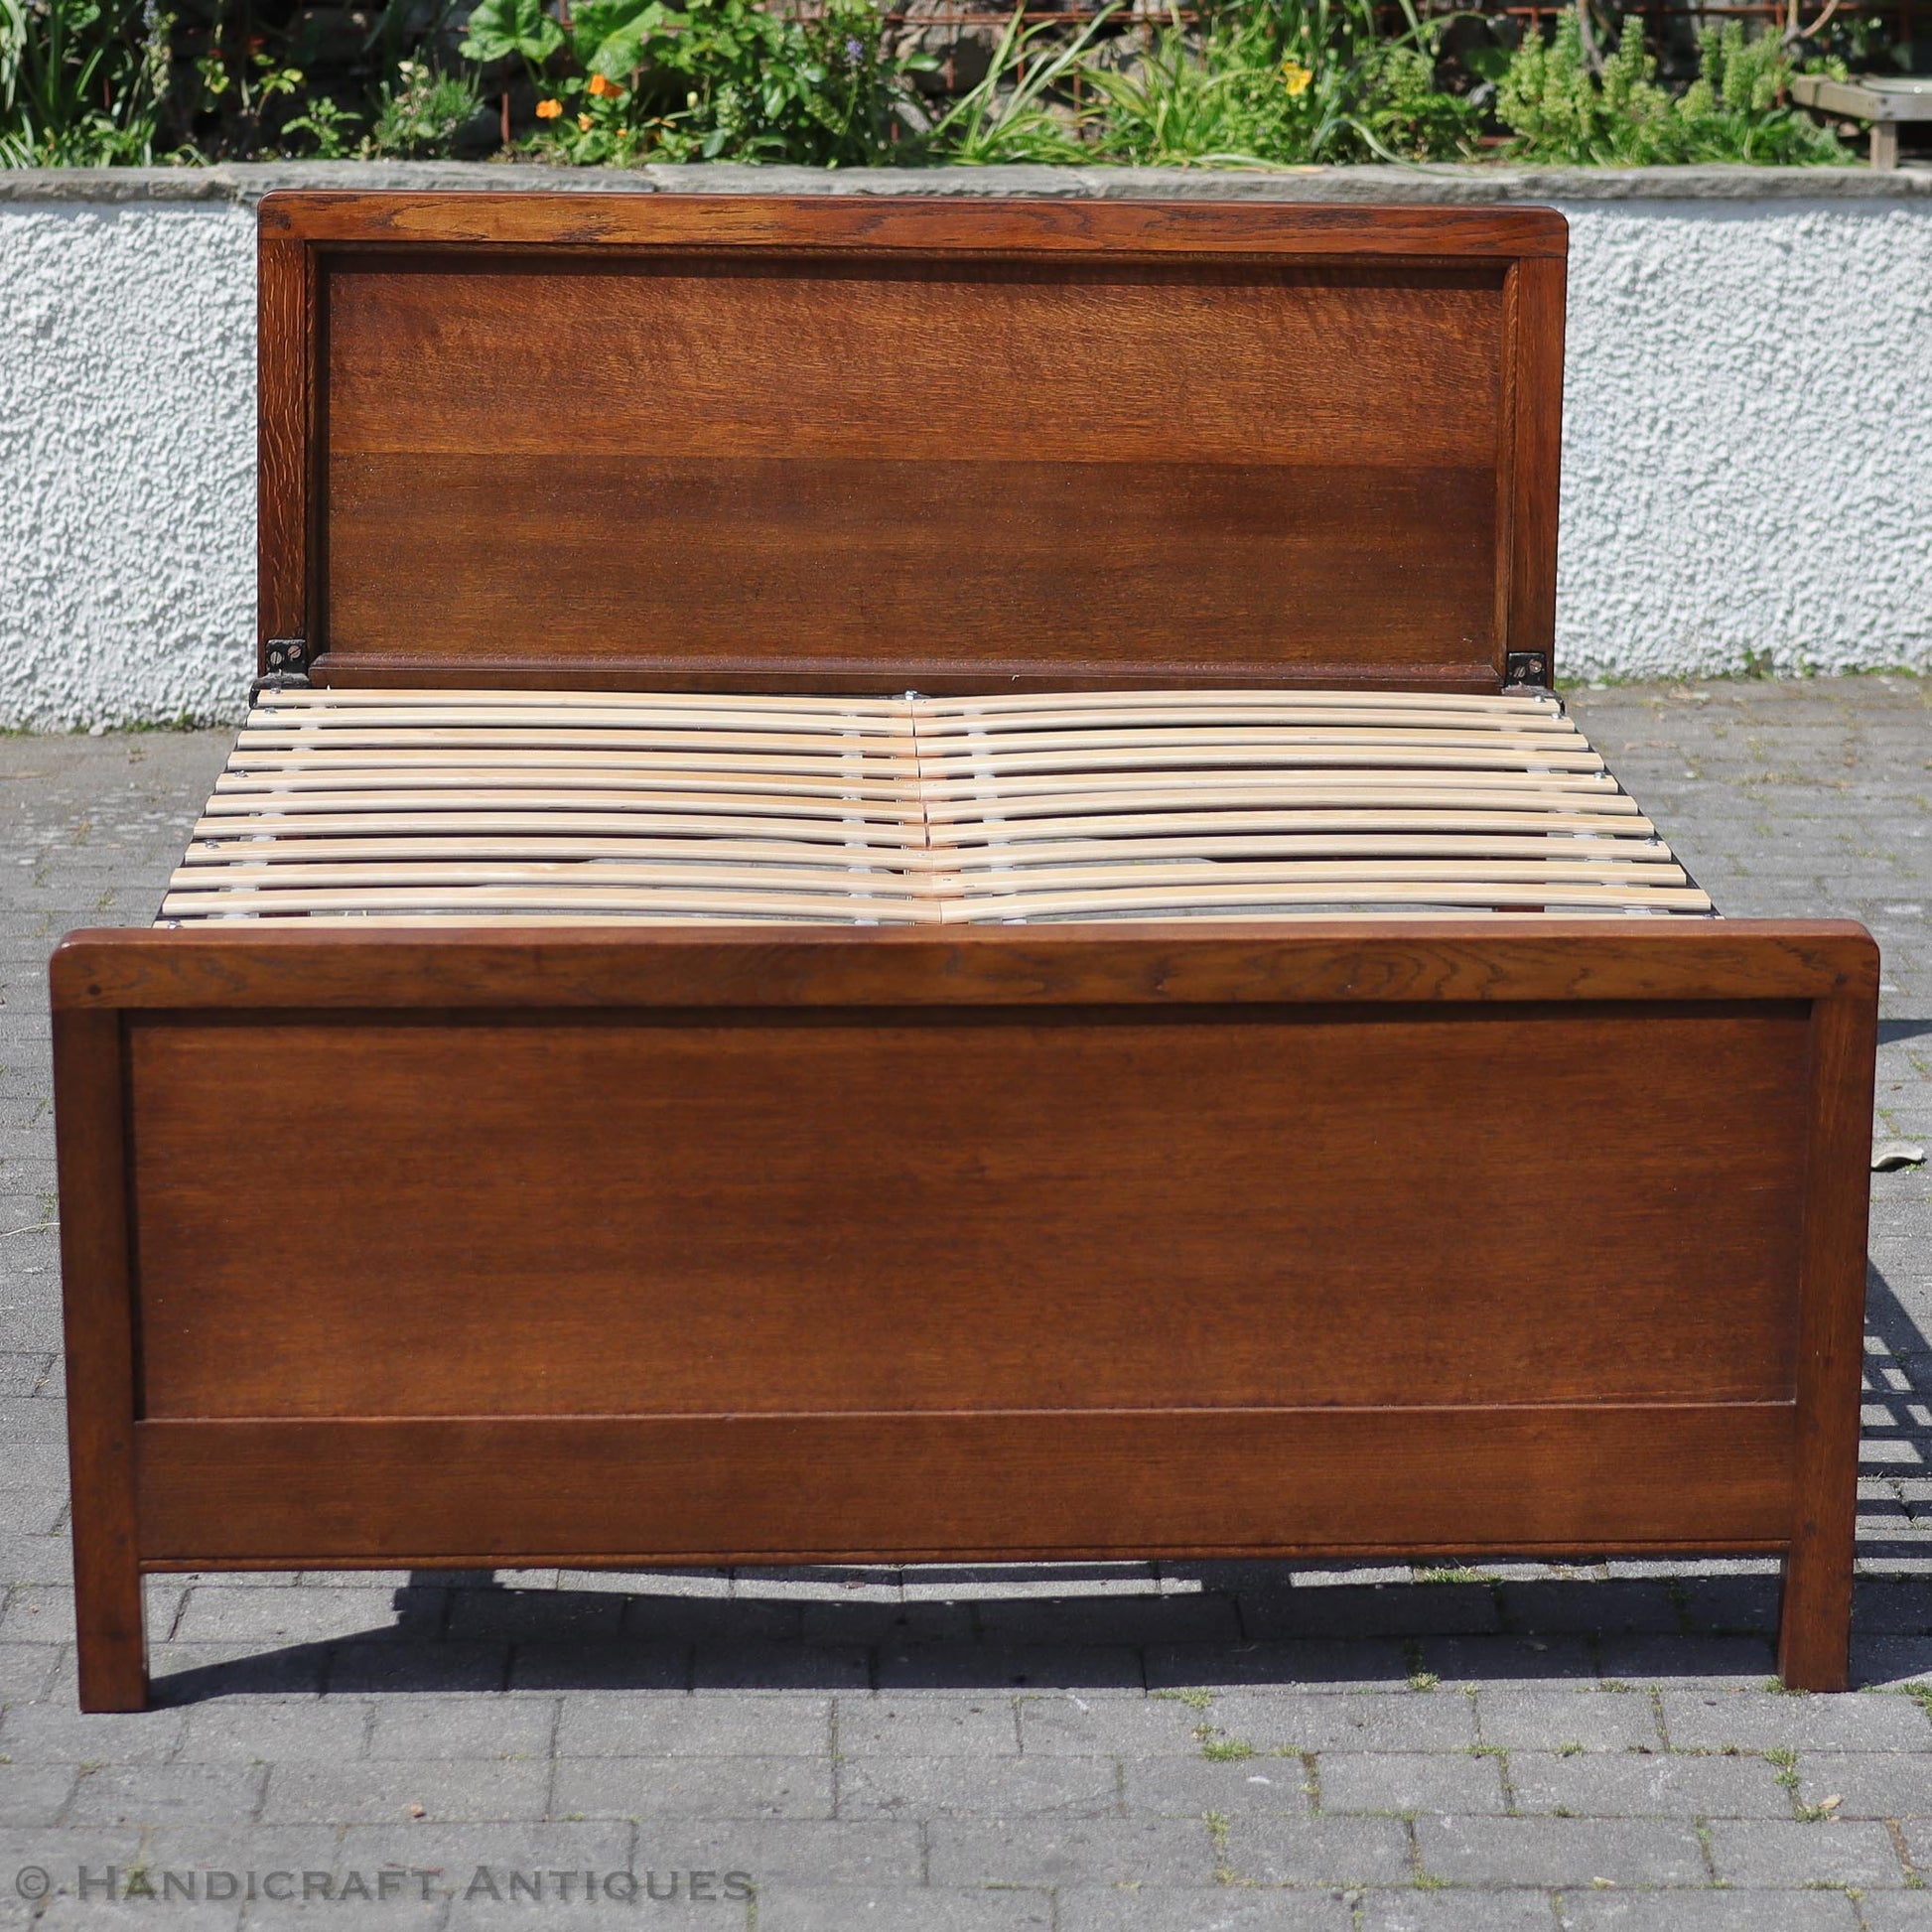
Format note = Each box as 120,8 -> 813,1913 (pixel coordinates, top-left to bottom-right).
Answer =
1074,0 -> 1475,168
1,0 -> 170,166
283,93 -> 360,158
923,5 -> 1101,164
1497,10 -> 1848,165
460,0 -> 564,75
513,0 -> 929,166
367,59 -> 480,157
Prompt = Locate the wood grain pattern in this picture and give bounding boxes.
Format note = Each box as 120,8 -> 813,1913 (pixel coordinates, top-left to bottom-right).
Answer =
258,191 -> 1571,259
134,1404 -> 1792,1563
1498,257 -> 1566,666
51,920 -> 1879,1011
125,1003 -> 1807,1419
240,193 -> 1568,692
51,1010 -> 147,1713
256,234 -> 313,662
1779,984 -> 1880,1691
323,456 -> 1500,683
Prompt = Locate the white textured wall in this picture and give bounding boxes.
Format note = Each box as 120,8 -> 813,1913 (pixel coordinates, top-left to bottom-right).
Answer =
1,191 -> 1927,726
1557,201 -> 1932,684
1,205 -> 256,729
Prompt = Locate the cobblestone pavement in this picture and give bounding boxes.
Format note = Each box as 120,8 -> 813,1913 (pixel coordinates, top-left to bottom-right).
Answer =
2,676 -> 1930,1931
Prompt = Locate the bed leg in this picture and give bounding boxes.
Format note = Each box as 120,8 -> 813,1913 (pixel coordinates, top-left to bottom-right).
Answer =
73,1540 -> 148,1714
1777,1537 -> 1852,1695
53,1007 -> 149,1713
1776,985 -> 1877,1696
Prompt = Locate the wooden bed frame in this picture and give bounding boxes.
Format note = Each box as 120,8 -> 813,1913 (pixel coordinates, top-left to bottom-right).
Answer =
51,193 -> 1877,1711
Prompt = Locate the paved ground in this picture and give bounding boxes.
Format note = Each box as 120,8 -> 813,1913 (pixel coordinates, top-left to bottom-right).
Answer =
2,675 -> 1930,1931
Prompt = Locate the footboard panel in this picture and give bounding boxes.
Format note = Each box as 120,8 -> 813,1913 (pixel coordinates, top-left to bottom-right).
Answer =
53,921 -> 1876,1704
135,1407 -> 1795,1566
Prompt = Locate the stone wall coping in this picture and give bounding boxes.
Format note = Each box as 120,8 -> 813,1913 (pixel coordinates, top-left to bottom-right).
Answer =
5,157 -> 1932,205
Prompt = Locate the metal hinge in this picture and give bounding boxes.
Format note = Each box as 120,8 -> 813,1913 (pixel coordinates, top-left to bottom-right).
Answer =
251,637 -> 311,704
1503,650 -> 1551,691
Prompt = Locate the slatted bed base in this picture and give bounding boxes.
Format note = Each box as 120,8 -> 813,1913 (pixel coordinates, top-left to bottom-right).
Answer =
162,687 -> 1715,927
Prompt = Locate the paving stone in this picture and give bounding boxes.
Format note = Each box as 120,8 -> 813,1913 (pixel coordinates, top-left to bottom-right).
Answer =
1706,1818 -> 1909,1886
445,1587 -> 624,1642
439,1894 -> 739,1932
1413,1817 -> 1708,1887
841,1693 -> 1016,1756
1497,1583 -> 1683,1637
1592,1637 -> 1778,1689
1859,1895 -> 1932,1930
691,1643 -> 871,1693
754,1887 -> 1054,1931
0,1533 -> 77,1585
175,1586 -> 425,1647
837,1753 -> 1120,1818
972,1592 -> 1242,1645
1311,1751 -> 1507,1817
63,1762 -> 269,1826
562,1692 -> 828,1757
260,1757 -> 552,1824
0,1698 -> 184,1762
147,1641 -> 332,1701
1221,1816 -> 1414,1886
611,1820 -> 920,1888
1145,1643 -> 1409,1693
366,1695 -> 558,1760
1018,1693 -> 1201,1757
552,1753 -> 832,1821
1205,1692 -> 1478,1755
172,1701 -> 375,1762
926,1817 -> 1218,1887
880,1643 -> 1145,1692
1236,1583 -> 1501,1641
1794,1751 -> 1932,1818
1554,1892 -> 1861,1930
0,1761 -> 77,1826
0,1639 -> 61,1699
1660,1691 -> 1932,1752
1058,1891 -> 1354,1930
326,1641 -> 508,1696
1507,1750 -> 1790,1818
333,1817 -> 631,1873
1361,1896 -> 1566,1932
1415,1637 -> 1599,1690
1119,1756 -> 1311,1816
1473,1691 -> 1665,1754
506,1641 -> 688,1692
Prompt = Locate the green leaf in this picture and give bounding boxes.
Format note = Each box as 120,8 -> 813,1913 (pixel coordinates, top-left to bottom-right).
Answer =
571,0 -> 677,77
459,0 -> 564,68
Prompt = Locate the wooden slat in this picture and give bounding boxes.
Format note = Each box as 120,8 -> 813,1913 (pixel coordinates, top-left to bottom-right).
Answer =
161,688 -> 1712,929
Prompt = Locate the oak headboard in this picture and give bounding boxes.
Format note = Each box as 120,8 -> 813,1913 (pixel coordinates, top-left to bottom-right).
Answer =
258,193 -> 1568,696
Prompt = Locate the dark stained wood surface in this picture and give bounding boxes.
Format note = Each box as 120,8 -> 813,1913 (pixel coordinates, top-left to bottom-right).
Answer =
134,1404 -> 1793,1563
50,920 -> 1878,1010
247,194 -> 1570,693
51,1010 -> 147,1713
126,1002 -> 1808,1420
51,916 -> 1878,1694
256,235 -> 313,662
258,192 -> 1571,258
1779,984 -> 1880,1691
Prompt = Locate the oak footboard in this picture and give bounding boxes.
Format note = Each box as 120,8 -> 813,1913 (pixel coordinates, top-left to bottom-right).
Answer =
51,921 -> 1876,1709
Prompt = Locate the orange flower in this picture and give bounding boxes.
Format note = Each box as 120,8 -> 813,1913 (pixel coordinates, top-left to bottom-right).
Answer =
578,113 -> 594,130
588,71 -> 622,97
534,97 -> 563,119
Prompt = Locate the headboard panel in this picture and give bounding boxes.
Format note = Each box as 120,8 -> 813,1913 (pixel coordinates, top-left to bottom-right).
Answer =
258,194 -> 1567,695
